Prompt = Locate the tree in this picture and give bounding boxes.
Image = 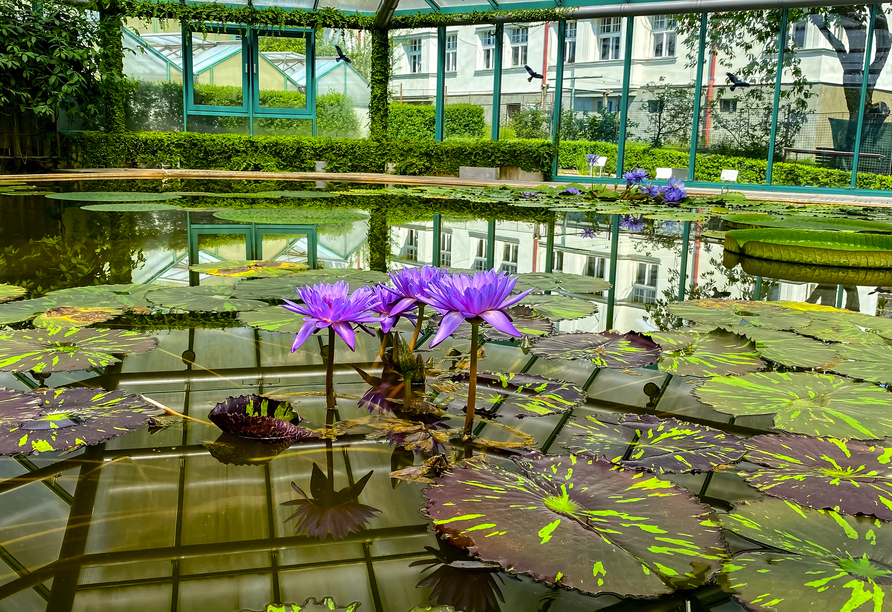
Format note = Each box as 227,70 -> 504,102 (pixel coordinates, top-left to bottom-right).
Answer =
639,78 -> 695,148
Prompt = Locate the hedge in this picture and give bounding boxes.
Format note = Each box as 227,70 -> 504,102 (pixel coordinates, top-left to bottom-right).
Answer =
60,132 -> 553,177
388,103 -> 487,140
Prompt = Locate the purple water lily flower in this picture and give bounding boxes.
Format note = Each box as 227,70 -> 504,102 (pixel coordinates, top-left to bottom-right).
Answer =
581,226 -> 597,239
620,214 -> 646,233
521,191 -> 539,198
638,181 -> 661,199
283,281 -> 381,352
420,271 -> 534,348
660,177 -> 687,203
369,285 -> 417,334
563,186 -> 583,196
389,265 -> 446,302
585,153 -> 601,167
622,168 -> 649,186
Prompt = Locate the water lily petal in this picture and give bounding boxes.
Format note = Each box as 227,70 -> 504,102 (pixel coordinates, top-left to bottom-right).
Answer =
380,316 -> 396,334
429,311 -> 467,348
291,321 -> 318,352
480,309 -> 522,338
332,321 -> 357,351
500,287 -> 535,309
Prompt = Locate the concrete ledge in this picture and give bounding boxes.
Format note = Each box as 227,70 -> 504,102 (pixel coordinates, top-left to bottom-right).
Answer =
459,166 -> 499,181
501,166 -> 544,182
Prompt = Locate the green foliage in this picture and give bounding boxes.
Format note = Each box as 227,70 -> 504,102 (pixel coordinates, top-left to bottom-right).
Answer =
388,103 -> 486,140
504,108 -> 550,140
444,104 -> 487,140
316,91 -> 361,139
637,79 -> 695,148
369,28 -> 390,142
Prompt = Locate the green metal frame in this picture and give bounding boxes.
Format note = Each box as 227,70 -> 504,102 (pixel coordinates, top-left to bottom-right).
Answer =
851,4 -> 879,187
250,28 -> 316,120
187,221 -> 318,267
688,13 -> 708,174
491,23 -> 504,141
764,9 -> 788,185
613,16 -> 635,177
435,27 -> 446,141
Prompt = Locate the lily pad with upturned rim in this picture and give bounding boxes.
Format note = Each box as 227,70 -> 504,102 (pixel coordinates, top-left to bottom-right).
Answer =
424,455 -> 727,597
530,331 -> 660,368
0,284 -> 25,303
45,192 -> 183,202
189,260 -> 309,278
694,371 -> 892,439
208,394 -> 320,441
81,203 -> 183,212
563,413 -> 746,473
724,228 -> 892,267
650,329 -> 765,377
0,327 -> 158,373
148,285 -> 267,313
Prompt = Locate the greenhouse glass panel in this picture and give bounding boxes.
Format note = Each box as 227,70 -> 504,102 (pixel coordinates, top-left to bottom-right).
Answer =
854,6 -> 892,188
499,22 -> 554,142
190,29 -> 248,109
255,30 -> 310,111
389,28 -> 438,141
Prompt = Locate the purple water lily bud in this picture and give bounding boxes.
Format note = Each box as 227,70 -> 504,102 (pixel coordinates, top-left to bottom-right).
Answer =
282,281 -> 382,352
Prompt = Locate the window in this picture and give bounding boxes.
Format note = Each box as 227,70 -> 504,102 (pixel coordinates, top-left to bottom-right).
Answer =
439,232 -> 452,267
565,21 -> 577,64
474,238 -> 487,270
647,100 -> 663,113
406,38 -> 422,74
480,30 -> 495,70
651,15 -> 676,58
445,34 -> 458,72
720,99 -> 738,113
510,26 -> 528,67
403,229 -> 419,261
553,250 -> 564,273
598,18 -> 622,60
585,256 -> 606,279
791,20 -> 807,48
500,243 -> 518,274
597,98 -> 619,113
631,262 -> 658,304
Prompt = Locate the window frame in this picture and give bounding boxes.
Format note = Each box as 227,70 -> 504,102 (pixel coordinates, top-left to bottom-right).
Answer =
406,37 -> 423,74
509,26 -> 529,67
445,33 -> 458,72
597,18 -> 622,61
565,20 -> 578,64
651,15 -> 677,59
480,29 -> 496,70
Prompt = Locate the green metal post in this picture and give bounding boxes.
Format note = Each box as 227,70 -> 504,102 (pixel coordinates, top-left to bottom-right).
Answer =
765,9 -> 788,185
836,284 -> 845,309
677,221 -> 692,302
851,4 -> 878,188
491,24 -> 504,140
545,216 -> 555,273
754,276 -> 763,300
432,214 -> 442,266
181,25 -> 190,132
486,220 -> 496,269
435,27 -> 446,141
614,17 -> 635,177
687,14 -> 708,176
605,214 -> 620,330
550,21 -> 567,179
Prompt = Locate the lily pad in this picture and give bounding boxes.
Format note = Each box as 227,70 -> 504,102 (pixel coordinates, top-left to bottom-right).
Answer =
513,272 -> 611,295
650,329 -> 764,377
212,209 -> 368,225
724,228 -> 892,267
429,305 -> 554,341
742,435 -> 892,519
0,387 -> 162,455
792,312 -> 885,345
148,285 -> 267,312
238,306 -> 306,334
831,344 -> 892,384
0,327 -> 158,373
208,395 -> 320,441
265,190 -> 340,199
81,203 -> 183,212
45,192 -> 182,202
722,212 -> 892,233
234,271 -> 389,301
694,371 -> 892,439
189,260 -> 309,278
519,295 -> 598,321
726,325 -> 842,369
0,297 -> 58,324
721,497 -> 892,612
32,306 -> 122,329
424,455 -> 726,597
432,372 -> 586,418
668,299 -> 806,330
0,284 -> 25,303
564,413 -> 746,473
45,284 -> 159,310
245,599 -> 361,612
530,331 -> 660,368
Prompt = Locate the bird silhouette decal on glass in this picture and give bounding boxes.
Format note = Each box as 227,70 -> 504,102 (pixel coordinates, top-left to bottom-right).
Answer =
335,45 -> 352,64
524,65 -> 543,82
726,72 -> 750,91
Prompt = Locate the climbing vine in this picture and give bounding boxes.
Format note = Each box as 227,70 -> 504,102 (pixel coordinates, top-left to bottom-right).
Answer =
369,28 -> 390,142
98,4 -> 127,134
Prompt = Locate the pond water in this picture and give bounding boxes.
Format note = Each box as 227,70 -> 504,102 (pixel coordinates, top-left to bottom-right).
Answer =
2,178 -> 892,612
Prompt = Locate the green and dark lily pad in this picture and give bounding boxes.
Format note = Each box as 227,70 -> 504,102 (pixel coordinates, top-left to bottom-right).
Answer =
81,203 -> 183,212
189,260 -> 309,278
564,413 -> 746,473
721,497 -> 892,612
148,285 -> 267,313
831,344 -> 892,384
234,271 -> 389,301
513,272 -> 611,295
0,297 -> 58,325
0,327 -> 158,373
518,294 -> 598,321
726,325 -> 841,369
530,331 -> 660,369
424,455 -> 727,597
742,435 -> 892,519
722,212 -> 892,233
0,284 -> 25,303
694,371 -> 892,439
0,387 -> 162,455
32,306 -> 122,329
724,228 -> 892,267
668,299 -> 804,330
238,306 -> 306,334
45,284 -> 159,310
650,329 -> 764,377
244,599 -> 360,612
45,192 -> 182,202
208,394 -> 320,441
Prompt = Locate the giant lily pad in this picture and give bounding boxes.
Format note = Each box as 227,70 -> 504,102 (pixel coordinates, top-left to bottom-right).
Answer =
213,209 -> 368,225
148,285 -> 267,312
45,284 -> 159,310
726,325 -> 841,369
721,497 -> 892,612
238,306 -> 306,334
81,203 -> 183,212
0,284 -> 25,303
189,260 -> 309,278
722,212 -> 892,233
831,344 -> 892,384
45,192 -> 182,202
209,395 -> 320,441
0,387 -> 162,454
724,228 -> 892,267
564,414 -> 746,473
429,305 -> 554,341
742,435 -> 892,519
530,331 -> 660,369
518,294 -> 598,321
694,371 -> 892,439
0,327 -> 158,373
32,306 -> 122,329
430,372 -> 586,418
513,272 -> 611,295
424,455 -> 726,597
650,330 -> 764,377
234,271 -> 389,301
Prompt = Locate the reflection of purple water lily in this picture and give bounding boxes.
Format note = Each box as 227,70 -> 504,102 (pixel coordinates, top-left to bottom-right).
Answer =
585,153 -> 601,167
622,168 -> 649,186
563,186 -> 583,196
581,227 -> 597,239
370,285 -> 416,334
620,215 -> 646,232
659,177 -> 687,203
283,282 -> 381,352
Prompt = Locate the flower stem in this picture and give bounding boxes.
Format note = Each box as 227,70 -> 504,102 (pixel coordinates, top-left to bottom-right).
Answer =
409,303 -> 425,351
463,321 -> 480,439
326,326 -> 336,412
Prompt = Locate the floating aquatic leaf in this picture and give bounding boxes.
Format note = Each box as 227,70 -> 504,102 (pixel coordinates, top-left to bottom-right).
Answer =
45,192 -> 182,202
0,297 -> 57,324
742,435 -> 892,519
0,327 -> 158,373
81,203 -> 183,212
264,190 -> 340,199
209,395 -> 320,441
430,372 -> 586,418
282,463 -> 380,541
563,413 -> 745,473
831,344 -> 892,385
0,387 -> 162,454
213,208 -> 368,226
339,416 -> 453,456
390,454 -> 453,485
518,294 -> 597,321
429,305 -> 553,341
238,306 -> 307,334
189,260 -> 309,278
721,497 -> 892,612
792,312 -> 885,345
148,285 -> 267,312
234,271 -> 389,301
242,598 -> 361,612
45,284 -> 159,310
424,455 -> 726,597
530,331 -> 660,368
668,299 -> 805,330
650,329 -> 764,377
512,272 -> 611,295
722,212 -> 892,233
644,212 -> 708,221
0,284 -> 25,303
33,306 -> 122,329
694,371 -> 892,439
726,325 -> 841,369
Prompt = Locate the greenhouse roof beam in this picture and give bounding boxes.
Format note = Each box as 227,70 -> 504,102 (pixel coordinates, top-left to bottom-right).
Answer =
375,0 -> 402,27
